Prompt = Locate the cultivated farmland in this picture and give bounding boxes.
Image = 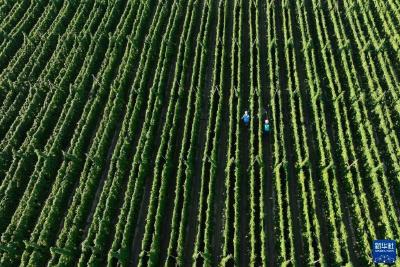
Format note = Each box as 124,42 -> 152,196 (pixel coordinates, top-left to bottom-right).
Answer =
0,0 -> 399,266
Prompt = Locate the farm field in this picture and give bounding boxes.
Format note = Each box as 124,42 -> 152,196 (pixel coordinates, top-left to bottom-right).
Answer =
0,0 -> 400,266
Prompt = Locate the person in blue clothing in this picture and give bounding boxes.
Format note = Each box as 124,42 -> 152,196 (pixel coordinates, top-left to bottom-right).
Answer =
264,119 -> 270,133
242,111 -> 250,126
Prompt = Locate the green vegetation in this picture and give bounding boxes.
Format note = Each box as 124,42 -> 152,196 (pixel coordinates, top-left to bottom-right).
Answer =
0,0 -> 399,266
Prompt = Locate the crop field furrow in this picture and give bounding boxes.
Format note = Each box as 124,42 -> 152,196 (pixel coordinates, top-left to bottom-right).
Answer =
1,0 -> 399,266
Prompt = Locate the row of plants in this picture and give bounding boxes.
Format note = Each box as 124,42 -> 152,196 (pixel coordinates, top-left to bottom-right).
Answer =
296,1 -> 372,265
191,0 -> 223,265
221,0 -> 239,262
0,1 -> 94,237
20,4 -> 131,265
102,0 -> 184,265
163,0 -> 210,264
254,0 -> 267,263
0,0 -> 60,119
203,0 -> 232,265
248,0 -> 260,264
44,2 -> 142,266
344,0 -> 400,190
102,1 -> 172,266
268,1 -> 296,265
74,1 -> 148,266
21,2 -> 136,266
233,0 -> 247,264
0,1 -> 117,266
0,1 -> 27,37
141,0 -> 203,266
322,0 -> 400,240
282,2 -> 318,265
0,0 -> 77,130
311,0 -> 399,263
173,0 -> 217,265
0,0 -> 48,72
0,1 -> 79,181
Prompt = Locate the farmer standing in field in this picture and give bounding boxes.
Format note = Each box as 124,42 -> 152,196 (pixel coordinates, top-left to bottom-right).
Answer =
264,119 -> 271,134
242,111 -> 250,126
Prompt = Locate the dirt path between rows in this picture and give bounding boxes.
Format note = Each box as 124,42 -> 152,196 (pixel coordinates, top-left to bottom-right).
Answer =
258,0 -> 276,265
239,0 -> 251,265
83,119 -> 122,237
